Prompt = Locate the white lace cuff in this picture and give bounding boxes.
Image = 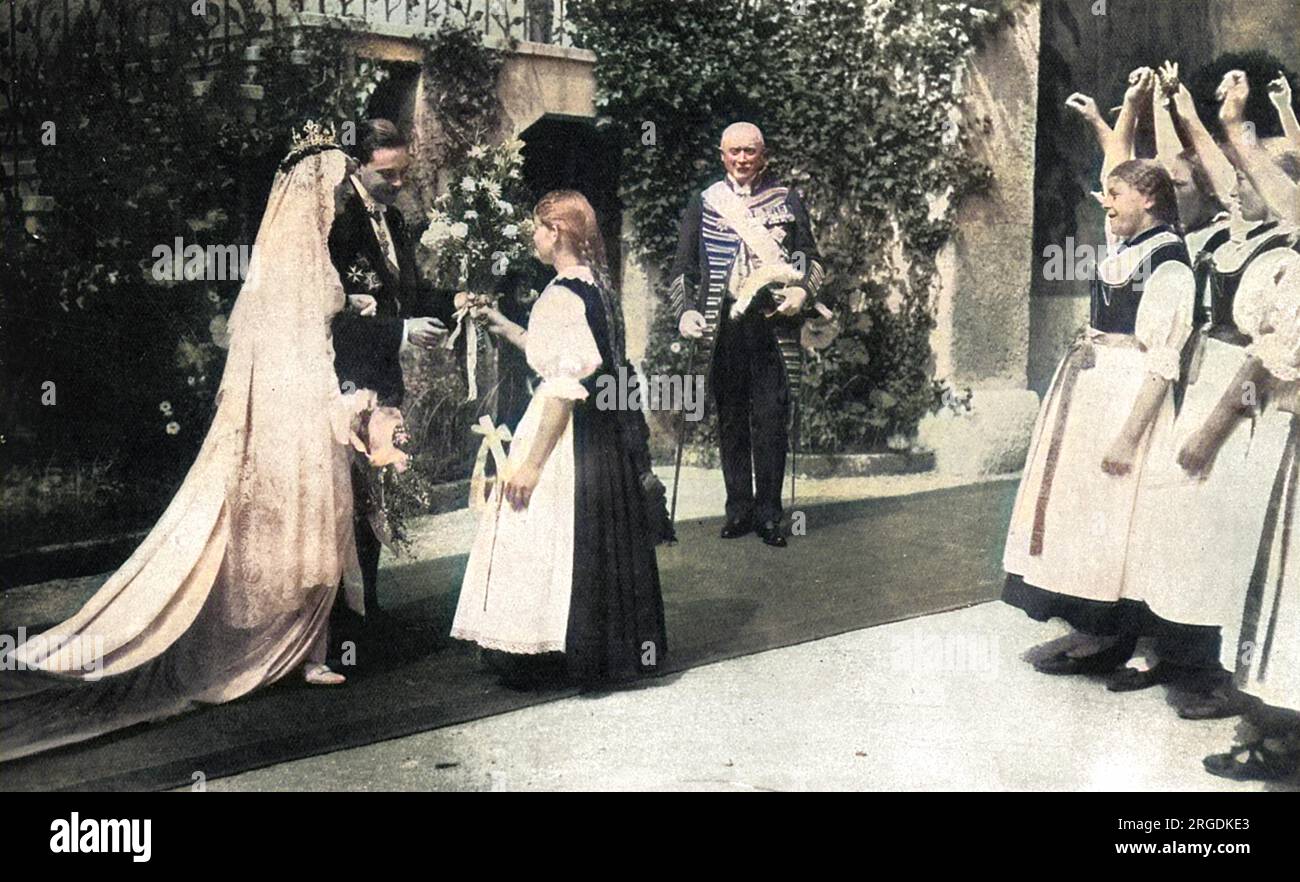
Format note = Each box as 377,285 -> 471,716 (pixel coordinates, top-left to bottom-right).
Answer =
535,375 -> 590,401
1249,336 -> 1300,382
1144,346 -> 1182,382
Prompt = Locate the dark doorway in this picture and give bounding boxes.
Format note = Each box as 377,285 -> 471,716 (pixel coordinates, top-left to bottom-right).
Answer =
364,61 -> 421,133
519,114 -> 623,289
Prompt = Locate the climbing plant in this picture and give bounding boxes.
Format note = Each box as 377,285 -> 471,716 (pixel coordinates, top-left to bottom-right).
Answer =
569,0 -> 1024,452
0,1 -> 506,549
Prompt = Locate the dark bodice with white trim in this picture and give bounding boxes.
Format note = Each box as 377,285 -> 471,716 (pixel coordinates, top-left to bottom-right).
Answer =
1090,227 -> 1190,335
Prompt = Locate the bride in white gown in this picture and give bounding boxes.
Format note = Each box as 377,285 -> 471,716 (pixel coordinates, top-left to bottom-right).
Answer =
0,129 -> 373,761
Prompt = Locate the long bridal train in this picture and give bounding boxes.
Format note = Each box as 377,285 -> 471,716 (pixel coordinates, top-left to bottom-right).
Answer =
0,145 -> 370,762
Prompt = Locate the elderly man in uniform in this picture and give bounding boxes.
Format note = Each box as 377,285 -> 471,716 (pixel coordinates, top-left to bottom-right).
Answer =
669,122 -> 825,547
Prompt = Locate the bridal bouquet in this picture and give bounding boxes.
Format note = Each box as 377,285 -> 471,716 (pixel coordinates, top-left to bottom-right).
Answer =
419,139 -> 536,404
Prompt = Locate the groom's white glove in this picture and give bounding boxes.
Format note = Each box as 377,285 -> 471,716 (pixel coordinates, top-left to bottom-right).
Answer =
347,294 -> 378,316
403,316 -> 448,351
678,310 -> 706,339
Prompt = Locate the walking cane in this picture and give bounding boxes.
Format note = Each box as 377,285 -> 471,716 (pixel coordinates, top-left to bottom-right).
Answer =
790,347 -> 804,511
668,337 -> 699,537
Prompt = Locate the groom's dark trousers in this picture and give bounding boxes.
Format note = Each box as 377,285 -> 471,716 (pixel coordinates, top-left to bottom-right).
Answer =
328,178 -> 456,614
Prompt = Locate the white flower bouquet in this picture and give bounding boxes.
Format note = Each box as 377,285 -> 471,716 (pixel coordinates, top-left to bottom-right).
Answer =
419,138 -> 534,297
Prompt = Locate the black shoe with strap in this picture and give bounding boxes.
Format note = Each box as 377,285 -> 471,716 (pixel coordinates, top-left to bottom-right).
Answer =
1177,683 -> 1249,720
1203,741 -> 1299,781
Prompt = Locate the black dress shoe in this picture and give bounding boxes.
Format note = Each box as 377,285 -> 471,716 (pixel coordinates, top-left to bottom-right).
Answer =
1033,644 -> 1129,676
720,519 -> 753,539
1107,662 -> 1177,692
1177,684 -> 1248,720
756,520 -> 787,547
1203,742 -> 1299,781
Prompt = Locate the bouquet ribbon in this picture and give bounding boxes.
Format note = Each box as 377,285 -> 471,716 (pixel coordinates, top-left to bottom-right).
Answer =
444,305 -> 480,402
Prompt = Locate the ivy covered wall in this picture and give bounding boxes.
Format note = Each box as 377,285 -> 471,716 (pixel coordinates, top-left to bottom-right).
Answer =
570,0 -> 1027,454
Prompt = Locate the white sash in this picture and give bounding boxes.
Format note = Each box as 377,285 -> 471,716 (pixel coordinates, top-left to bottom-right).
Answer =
703,181 -> 801,318
703,181 -> 789,267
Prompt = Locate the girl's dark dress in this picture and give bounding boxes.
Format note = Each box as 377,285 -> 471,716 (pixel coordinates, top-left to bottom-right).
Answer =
565,276 -> 669,682
451,270 -> 667,686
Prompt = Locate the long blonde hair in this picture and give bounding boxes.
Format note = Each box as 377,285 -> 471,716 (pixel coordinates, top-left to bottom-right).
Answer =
533,189 -> 625,359
534,189 -> 609,278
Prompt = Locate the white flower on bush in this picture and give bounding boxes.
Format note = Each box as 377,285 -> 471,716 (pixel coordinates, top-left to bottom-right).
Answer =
482,180 -> 502,198
502,224 -> 519,240
209,314 -> 230,349
165,421 -> 181,435
464,210 -> 479,221
468,145 -> 487,159
886,433 -> 911,452
421,221 -> 452,249
460,176 -> 477,192
449,222 -> 469,240
497,200 -> 514,217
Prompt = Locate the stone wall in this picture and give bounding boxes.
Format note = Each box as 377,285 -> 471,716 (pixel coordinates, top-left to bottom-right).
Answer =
917,1 -> 1043,475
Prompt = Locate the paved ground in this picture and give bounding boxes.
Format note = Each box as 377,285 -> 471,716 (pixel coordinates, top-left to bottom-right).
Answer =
7,467 -> 1290,791
184,468 -> 1288,792
201,600 -> 1288,792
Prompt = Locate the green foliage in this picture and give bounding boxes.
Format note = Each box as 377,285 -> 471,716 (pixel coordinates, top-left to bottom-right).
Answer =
570,0 -> 1016,451
413,13 -> 510,167
0,3 -> 505,546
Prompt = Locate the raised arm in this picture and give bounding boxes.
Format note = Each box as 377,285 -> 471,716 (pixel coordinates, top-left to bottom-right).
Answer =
1166,73 -> 1238,208
1153,62 -> 1185,168
1219,70 -> 1300,224
1270,71 -> 1300,152
1065,92 -> 1114,153
1104,67 -> 1154,184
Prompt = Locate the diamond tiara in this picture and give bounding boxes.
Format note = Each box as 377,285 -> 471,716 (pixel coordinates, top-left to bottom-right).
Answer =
280,119 -> 343,170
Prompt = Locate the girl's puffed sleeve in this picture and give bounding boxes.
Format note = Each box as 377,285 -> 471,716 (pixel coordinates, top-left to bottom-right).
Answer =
525,284 -> 603,400
1134,259 -> 1196,381
1242,251 -> 1300,382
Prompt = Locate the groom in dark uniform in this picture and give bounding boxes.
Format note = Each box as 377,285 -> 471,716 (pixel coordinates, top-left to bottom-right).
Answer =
670,122 -> 825,547
329,119 -> 460,617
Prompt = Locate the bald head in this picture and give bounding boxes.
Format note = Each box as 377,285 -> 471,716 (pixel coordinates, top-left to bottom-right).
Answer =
719,122 -> 766,187
720,122 -> 765,150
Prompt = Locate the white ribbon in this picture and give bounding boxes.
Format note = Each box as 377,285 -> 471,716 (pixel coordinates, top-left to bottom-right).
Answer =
468,414 -> 513,511
444,306 -> 480,402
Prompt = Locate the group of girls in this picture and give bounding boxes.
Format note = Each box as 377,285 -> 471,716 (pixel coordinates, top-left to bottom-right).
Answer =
1003,58 -> 1300,782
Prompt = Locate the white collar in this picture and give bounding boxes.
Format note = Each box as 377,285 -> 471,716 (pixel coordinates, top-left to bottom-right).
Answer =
1099,229 -> 1181,286
553,264 -> 596,284
727,175 -> 753,197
